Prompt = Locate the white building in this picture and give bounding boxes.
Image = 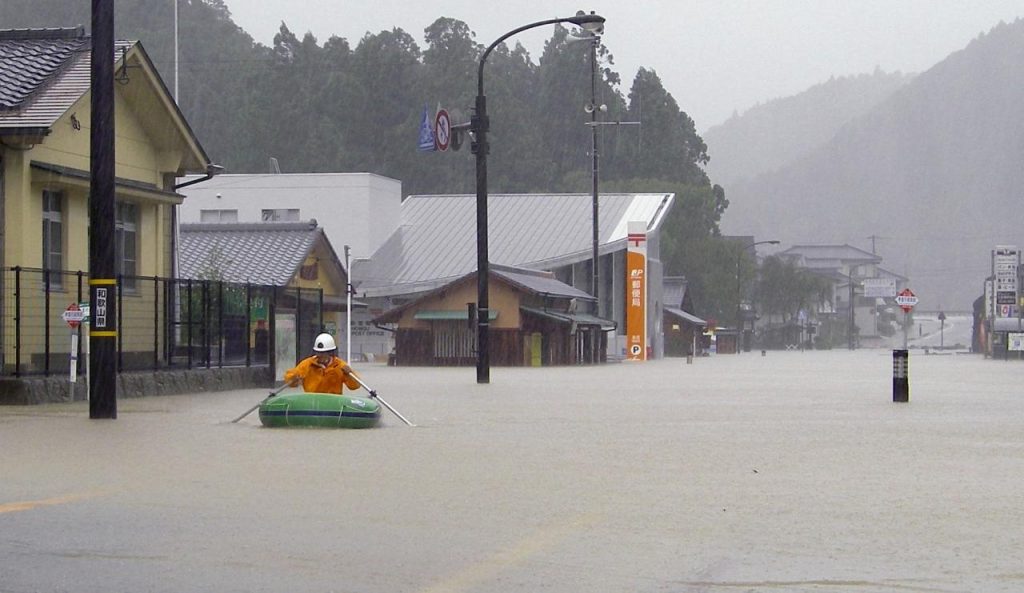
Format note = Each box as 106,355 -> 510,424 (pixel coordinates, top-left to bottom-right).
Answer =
176,173 -> 402,260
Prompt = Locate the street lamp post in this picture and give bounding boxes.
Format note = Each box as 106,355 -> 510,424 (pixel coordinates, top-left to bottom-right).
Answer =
472,12 -> 605,384
735,240 -> 779,353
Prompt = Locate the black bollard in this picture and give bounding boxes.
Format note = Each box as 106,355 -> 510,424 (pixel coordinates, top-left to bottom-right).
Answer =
892,349 -> 909,402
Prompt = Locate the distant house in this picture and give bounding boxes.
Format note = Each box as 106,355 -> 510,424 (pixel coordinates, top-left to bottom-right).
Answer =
777,244 -> 889,347
0,27 -> 211,375
354,192 -> 674,360
178,221 -> 364,374
662,276 -> 706,357
372,265 -> 615,366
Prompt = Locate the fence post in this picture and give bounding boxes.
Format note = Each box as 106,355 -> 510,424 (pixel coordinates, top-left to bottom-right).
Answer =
203,280 -> 211,369
117,274 -> 124,371
14,266 -> 21,377
77,271 -> 84,377
269,285 -> 277,380
217,280 -> 224,368
295,287 -> 302,366
245,282 -> 252,367
44,268 -> 52,375
153,276 -> 159,370
187,279 -> 193,370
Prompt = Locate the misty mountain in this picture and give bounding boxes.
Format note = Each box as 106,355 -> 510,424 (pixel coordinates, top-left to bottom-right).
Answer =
720,19 -> 1024,311
703,69 -> 912,187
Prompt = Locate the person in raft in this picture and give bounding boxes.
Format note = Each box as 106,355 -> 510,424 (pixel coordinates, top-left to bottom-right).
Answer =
284,333 -> 362,395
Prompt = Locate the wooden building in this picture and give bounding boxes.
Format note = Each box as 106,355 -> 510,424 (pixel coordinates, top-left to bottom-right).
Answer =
373,265 -> 615,366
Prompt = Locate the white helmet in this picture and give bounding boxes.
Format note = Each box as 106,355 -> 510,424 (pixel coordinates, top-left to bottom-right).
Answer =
313,333 -> 337,352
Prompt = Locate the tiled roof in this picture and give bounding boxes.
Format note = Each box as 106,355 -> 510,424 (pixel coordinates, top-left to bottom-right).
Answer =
0,27 -> 132,131
355,192 -> 674,296
179,222 -> 321,285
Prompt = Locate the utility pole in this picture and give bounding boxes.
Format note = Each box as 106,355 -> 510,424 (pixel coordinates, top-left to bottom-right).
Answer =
90,0 -> 118,418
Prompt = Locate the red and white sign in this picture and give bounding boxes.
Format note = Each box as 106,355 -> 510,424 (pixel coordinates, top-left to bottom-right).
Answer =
434,109 -> 451,151
62,302 -> 84,329
895,288 -> 918,313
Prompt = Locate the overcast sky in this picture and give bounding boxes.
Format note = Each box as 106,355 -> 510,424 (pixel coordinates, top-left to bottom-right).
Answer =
220,1 -> 1023,131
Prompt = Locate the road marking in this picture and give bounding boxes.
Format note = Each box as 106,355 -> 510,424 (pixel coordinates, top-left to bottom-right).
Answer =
0,493 -> 95,514
418,510 -> 603,593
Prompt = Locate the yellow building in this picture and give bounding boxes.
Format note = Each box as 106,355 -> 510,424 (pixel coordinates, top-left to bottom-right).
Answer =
0,27 -> 212,375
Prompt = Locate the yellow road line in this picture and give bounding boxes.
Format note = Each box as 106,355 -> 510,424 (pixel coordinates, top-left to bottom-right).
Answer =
0,493 -> 95,514
419,510 -> 603,593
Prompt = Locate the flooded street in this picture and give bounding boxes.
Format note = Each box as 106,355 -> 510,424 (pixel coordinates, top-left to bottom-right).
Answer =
2,348 -> 1022,592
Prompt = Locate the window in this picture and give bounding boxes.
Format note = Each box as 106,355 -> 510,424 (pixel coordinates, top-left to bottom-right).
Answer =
261,208 -> 299,222
42,190 -> 64,287
116,201 -> 138,291
200,209 -> 238,223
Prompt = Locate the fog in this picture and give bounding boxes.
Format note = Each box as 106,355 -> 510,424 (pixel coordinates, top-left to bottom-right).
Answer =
221,0 -> 1023,130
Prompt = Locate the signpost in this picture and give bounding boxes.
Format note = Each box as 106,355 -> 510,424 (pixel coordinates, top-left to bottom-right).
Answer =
895,288 -> 917,348
62,303 -> 84,383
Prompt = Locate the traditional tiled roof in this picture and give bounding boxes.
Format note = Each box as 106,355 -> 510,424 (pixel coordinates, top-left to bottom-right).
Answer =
355,192 -> 674,297
0,27 -> 88,111
179,221 -> 323,285
0,28 -> 137,134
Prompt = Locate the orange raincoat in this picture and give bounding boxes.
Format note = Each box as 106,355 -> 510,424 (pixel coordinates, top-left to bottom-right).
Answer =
284,355 -> 361,395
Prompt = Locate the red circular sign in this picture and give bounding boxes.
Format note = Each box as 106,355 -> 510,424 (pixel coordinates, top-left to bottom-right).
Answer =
434,109 -> 451,151
63,302 -> 83,329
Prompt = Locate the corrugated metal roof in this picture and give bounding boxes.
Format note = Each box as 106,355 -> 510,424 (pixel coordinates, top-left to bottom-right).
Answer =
357,192 -> 673,296
663,276 -> 688,309
179,222 -> 320,285
494,268 -> 596,301
665,307 -> 705,325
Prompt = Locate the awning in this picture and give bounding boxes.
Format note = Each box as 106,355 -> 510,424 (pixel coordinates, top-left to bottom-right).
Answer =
520,306 -> 616,331
414,309 -> 498,321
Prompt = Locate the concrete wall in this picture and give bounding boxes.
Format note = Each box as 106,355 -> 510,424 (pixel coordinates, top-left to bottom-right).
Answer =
0,366 -> 272,405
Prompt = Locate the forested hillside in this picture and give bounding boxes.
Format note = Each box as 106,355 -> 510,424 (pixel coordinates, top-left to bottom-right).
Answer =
2,0 -> 748,319
722,19 -> 1024,310
703,69 -> 911,186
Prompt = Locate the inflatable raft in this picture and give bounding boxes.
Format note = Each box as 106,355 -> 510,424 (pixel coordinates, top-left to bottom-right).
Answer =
259,391 -> 381,428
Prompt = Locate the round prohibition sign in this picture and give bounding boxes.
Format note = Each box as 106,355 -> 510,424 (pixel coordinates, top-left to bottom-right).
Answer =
434,109 -> 451,151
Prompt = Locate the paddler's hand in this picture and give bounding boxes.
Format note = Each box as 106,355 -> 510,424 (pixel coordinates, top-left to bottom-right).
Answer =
341,364 -> 354,375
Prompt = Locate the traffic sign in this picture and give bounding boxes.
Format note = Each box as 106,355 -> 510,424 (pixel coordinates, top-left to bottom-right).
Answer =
895,288 -> 918,313
62,302 -> 83,329
434,109 -> 451,151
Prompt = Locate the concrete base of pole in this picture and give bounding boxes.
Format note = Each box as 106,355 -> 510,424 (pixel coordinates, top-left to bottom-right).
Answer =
893,349 -> 909,402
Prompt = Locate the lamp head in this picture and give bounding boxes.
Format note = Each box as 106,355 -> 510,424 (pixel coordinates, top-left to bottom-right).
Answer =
571,11 -> 605,34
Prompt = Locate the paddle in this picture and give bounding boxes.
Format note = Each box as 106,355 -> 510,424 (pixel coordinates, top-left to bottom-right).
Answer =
345,368 -> 415,427
231,382 -> 291,424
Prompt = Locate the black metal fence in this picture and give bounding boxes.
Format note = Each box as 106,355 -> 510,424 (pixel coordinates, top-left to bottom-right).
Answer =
1,267 -> 324,377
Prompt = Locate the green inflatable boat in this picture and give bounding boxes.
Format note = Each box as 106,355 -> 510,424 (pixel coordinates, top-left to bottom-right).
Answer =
259,391 -> 382,428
